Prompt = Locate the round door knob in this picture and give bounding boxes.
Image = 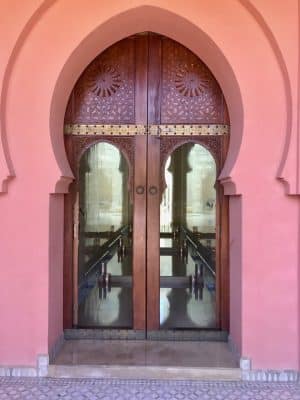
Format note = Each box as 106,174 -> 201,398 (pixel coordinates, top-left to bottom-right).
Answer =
136,185 -> 145,195
149,186 -> 158,195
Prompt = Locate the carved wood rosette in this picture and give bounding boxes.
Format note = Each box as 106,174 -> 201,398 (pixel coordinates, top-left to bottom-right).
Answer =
160,38 -> 228,124
65,38 -> 136,125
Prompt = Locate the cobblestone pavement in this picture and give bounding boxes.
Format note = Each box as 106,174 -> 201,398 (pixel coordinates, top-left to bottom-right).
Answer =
0,378 -> 300,400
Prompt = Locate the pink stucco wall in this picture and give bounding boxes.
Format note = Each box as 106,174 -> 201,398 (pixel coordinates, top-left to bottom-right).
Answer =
0,0 -> 299,370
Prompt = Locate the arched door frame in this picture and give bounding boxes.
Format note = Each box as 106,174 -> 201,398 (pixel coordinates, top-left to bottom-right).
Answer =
47,6 -> 246,351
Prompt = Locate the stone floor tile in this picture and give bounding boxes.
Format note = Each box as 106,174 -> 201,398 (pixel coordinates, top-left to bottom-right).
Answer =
0,378 -> 299,399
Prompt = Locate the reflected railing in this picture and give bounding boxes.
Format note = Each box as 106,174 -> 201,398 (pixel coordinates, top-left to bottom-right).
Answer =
81,225 -> 130,281
78,224 -> 133,327
160,225 -> 215,292
159,225 -> 217,329
182,227 -> 215,277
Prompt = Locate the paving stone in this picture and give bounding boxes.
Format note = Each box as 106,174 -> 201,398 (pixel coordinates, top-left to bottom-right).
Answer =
0,378 -> 299,399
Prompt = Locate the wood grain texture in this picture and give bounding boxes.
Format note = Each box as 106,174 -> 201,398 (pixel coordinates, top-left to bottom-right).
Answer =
132,136 -> 147,330
146,35 -> 162,330
148,34 -> 162,125
146,135 -> 161,330
135,35 -> 148,124
132,36 -> 148,329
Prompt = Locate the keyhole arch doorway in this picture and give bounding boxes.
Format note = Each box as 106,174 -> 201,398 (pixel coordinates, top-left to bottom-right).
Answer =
64,32 -> 230,337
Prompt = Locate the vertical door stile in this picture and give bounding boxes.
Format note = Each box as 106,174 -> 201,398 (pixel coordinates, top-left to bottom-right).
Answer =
72,190 -> 79,327
220,135 -> 230,331
64,137 -> 74,329
146,34 -> 162,330
132,35 -> 148,330
215,162 -> 221,329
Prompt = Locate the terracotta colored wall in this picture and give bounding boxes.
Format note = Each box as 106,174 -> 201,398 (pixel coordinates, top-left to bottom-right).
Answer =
0,0 -> 299,370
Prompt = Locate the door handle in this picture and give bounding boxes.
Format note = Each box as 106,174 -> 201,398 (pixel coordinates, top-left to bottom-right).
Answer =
136,185 -> 145,195
149,186 -> 158,195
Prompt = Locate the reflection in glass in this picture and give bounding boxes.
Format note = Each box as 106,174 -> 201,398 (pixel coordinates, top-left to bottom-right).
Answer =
160,143 -> 217,329
78,142 -> 133,328
160,157 -> 173,233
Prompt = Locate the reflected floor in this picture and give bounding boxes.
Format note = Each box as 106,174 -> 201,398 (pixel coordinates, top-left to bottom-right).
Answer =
54,340 -> 237,368
160,237 -> 216,329
78,252 -> 133,328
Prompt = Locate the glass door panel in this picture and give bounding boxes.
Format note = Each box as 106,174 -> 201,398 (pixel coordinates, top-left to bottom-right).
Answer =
78,142 -> 133,328
159,143 -> 217,329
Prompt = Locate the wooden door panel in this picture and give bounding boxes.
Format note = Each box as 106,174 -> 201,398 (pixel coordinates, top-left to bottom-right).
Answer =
132,34 -> 148,330
135,35 -> 148,123
65,38 -> 136,124
160,37 -> 227,124
219,135 -> 230,330
63,138 -> 75,329
148,34 -> 162,124
64,35 -> 149,330
146,34 -> 229,331
63,33 -> 230,332
132,136 -> 147,330
63,135 -> 137,329
146,135 -> 160,330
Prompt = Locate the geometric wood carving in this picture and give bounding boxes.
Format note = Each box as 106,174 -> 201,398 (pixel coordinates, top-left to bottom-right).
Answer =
65,38 -> 136,125
161,38 -> 226,124
65,35 -> 229,127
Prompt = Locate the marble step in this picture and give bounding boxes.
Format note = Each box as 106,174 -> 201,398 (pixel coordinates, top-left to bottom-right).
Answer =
48,365 -> 241,381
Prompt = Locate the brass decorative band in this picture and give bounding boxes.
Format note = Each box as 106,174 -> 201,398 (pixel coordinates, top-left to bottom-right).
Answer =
149,124 -> 229,136
64,124 -> 147,136
64,124 -> 229,136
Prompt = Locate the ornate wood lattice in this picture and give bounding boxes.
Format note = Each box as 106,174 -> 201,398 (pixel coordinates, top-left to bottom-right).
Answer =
65,38 -> 136,125
64,35 -> 229,127
160,38 -> 227,124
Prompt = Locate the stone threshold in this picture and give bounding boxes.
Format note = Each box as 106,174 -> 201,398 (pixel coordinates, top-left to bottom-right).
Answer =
64,329 -> 228,341
48,364 -> 241,381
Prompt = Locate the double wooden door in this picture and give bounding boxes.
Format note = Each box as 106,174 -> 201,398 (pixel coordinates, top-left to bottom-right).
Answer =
64,33 -> 229,334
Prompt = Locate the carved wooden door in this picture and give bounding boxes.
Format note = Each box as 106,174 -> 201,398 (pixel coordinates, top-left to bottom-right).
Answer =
64,33 -> 229,336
